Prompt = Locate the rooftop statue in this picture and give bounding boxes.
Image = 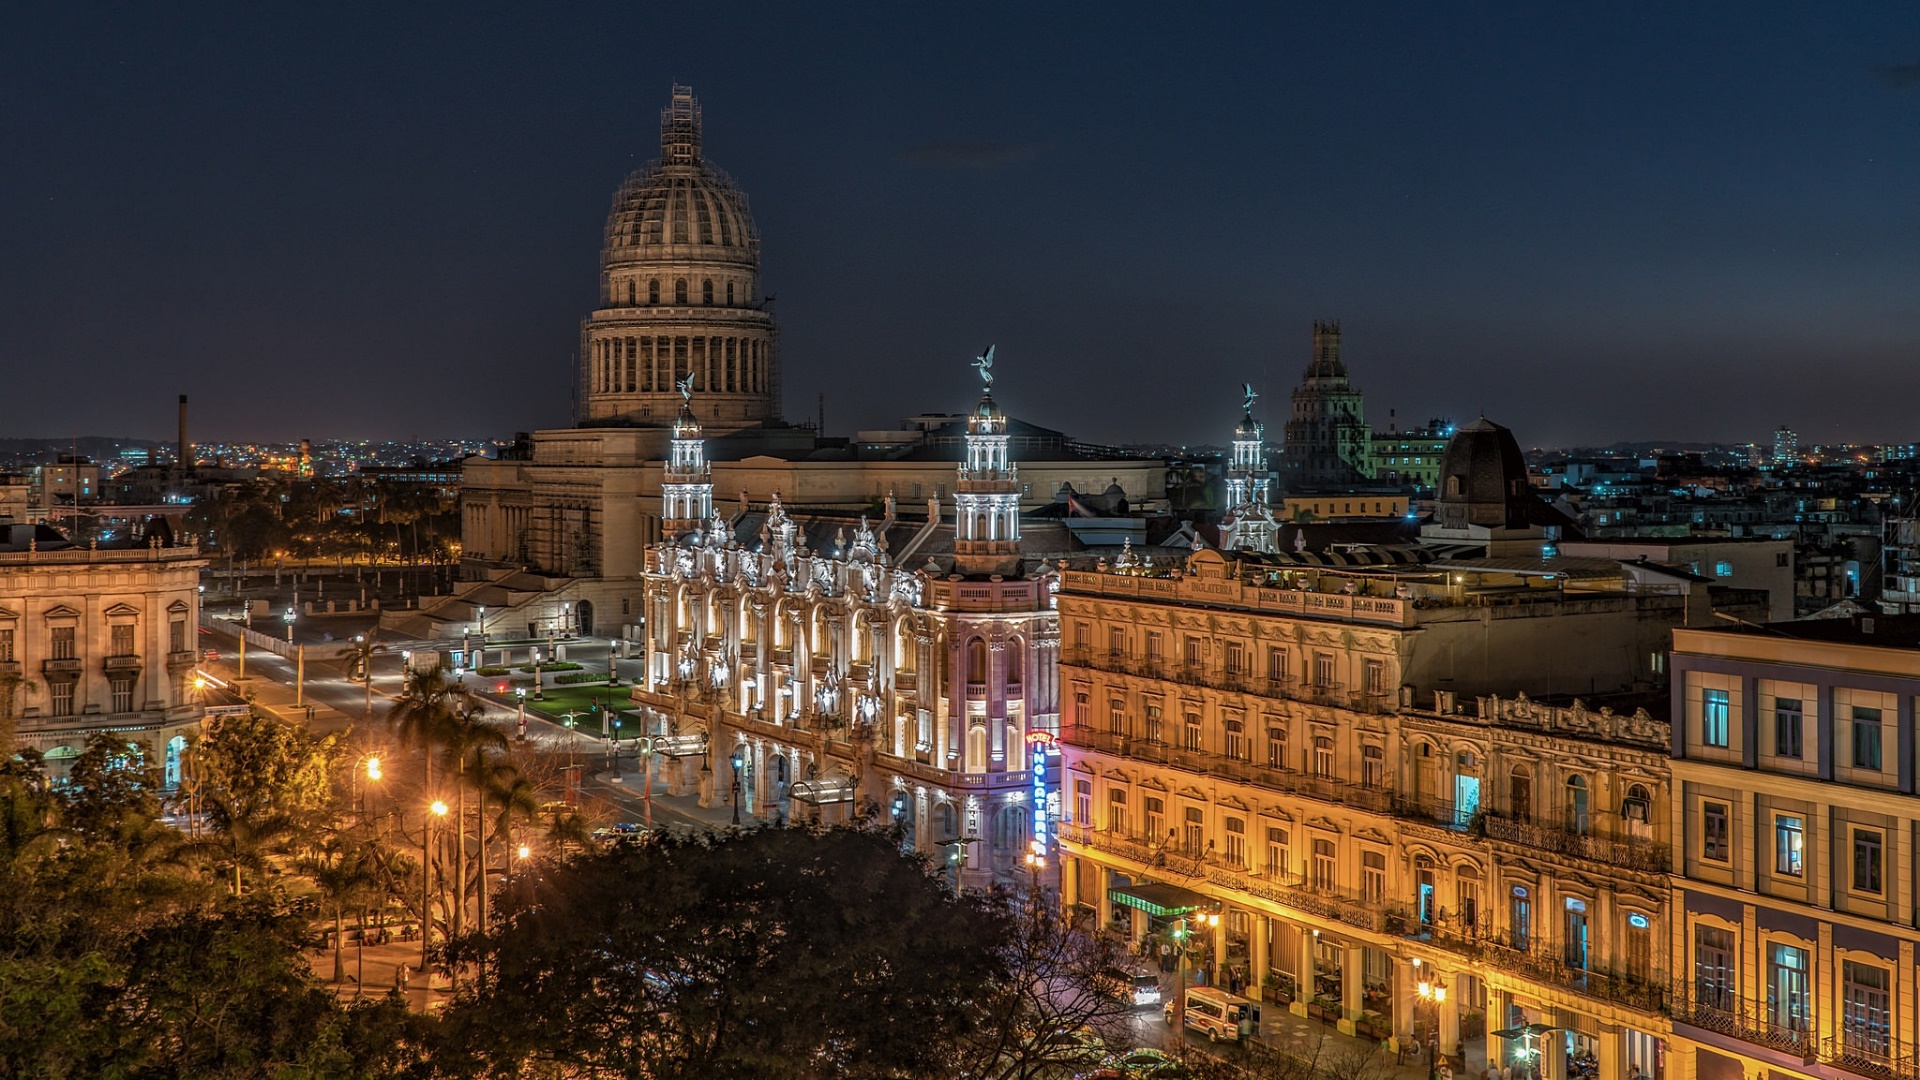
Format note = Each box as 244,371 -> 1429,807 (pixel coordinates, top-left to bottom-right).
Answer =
1242,382 -> 1258,412
974,344 -> 995,389
676,372 -> 695,405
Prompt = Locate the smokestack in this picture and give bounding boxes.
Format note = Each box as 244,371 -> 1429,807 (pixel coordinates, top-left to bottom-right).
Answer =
178,395 -> 191,474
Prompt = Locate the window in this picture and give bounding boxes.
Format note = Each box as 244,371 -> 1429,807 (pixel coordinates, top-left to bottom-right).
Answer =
1182,808 -> 1204,855
648,279 -> 660,304
1509,767 -> 1532,821
50,626 -> 75,660
1224,818 -> 1246,867
1312,652 -> 1334,688
1843,962 -> 1892,1057
110,676 -> 133,713
1311,839 -> 1336,890
1696,926 -> 1735,1011
110,623 -> 134,657
1702,801 -> 1731,863
1715,561 -> 1734,578
1224,642 -> 1245,676
726,281 -> 735,305
1107,627 -> 1125,658
1266,726 -> 1288,769
1774,698 -> 1804,759
1768,943 -> 1811,1037
1775,815 -> 1804,877
1312,735 -> 1334,778
1144,797 -> 1164,842
1183,636 -> 1202,670
1073,692 -> 1089,729
1564,775 -> 1590,835
1702,688 -> 1730,748
1183,714 -> 1202,752
168,619 -> 185,654
1509,886 -> 1531,951
50,680 -> 74,717
1074,780 -> 1090,826
1268,646 -> 1288,684
1363,659 -> 1386,696
1361,744 -> 1384,789
674,279 -> 688,305
1362,851 -> 1386,903
1144,705 -> 1162,744
1224,720 -> 1247,761
0,628 -> 12,662
1107,700 -> 1125,735
1144,631 -> 1163,663
1106,790 -> 1128,835
1852,706 -> 1883,770
1266,827 -> 1290,878
701,279 -> 713,305
1852,828 -> 1884,894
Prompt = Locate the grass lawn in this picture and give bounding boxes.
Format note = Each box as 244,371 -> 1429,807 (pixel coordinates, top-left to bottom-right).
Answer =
518,681 -> 639,731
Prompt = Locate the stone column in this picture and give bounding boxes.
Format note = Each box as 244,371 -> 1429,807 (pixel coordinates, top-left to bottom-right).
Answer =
1542,1011 -> 1567,1080
1598,1026 -> 1626,1080
1252,916 -> 1271,1002
1487,989 -> 1510,1070
1438,971 -> 1461,1057
1295,927 -> 1317,1018
1342,943 -> 1365,1028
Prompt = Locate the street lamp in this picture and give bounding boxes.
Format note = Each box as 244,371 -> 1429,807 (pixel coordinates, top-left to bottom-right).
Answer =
1415,960 -> 1448,1080
283,606 -> 296,643
729,747 -> 745,825
423,799 -> 449,974
1171,910 -> 1220,1034
608,717 -> 623,782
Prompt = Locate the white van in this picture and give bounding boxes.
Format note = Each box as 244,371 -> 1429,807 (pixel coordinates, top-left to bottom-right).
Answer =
1164,985 -> 1259,1043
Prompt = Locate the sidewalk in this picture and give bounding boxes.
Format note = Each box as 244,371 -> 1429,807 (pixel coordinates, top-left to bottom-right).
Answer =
309,937 -> 454,1012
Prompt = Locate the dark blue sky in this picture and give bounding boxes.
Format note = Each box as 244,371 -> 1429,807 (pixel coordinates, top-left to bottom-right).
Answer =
3,3 -> 1917,448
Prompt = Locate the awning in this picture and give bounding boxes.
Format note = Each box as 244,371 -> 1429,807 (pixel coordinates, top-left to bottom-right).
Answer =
646,733 -> 708,758
790,776 -> 858,805
1108,882 -> 1214,918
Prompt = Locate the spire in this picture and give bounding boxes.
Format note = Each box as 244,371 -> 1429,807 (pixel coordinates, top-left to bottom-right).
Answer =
954,344 -> 1020,575
661,84 -> 702,167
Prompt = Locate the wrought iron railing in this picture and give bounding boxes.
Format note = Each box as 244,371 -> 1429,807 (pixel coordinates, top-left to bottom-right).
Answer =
1673,981 -> 1813,1056
1483,812 -> 1670,873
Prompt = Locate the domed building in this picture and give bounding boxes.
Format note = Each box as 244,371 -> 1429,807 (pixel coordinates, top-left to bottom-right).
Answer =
579,86 -> 778,431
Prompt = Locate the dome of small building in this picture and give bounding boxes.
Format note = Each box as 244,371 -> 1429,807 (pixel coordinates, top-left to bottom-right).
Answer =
1235,412 -> 1263,440
1433,417 -> 1532,531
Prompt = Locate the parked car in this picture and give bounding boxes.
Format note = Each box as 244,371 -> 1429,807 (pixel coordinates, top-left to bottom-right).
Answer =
1164,985 -> 1259,1043
590,822 -> 649,846
1094,967 -> 1163,1008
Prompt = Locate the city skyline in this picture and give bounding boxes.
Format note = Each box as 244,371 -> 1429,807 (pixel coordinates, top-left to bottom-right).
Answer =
4,6 -> 1919,446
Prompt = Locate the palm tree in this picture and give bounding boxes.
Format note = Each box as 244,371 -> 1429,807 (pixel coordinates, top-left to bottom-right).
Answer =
341,634 -> 387,726
301,834 -> 381,986
477,761 -> 538,935
439,708 -> 508,946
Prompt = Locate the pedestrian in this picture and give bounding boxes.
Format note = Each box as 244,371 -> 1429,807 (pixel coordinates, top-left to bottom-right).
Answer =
398,963 -> 410,991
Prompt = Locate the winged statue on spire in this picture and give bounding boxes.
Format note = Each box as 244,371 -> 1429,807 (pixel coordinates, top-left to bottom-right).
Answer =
676,372 -> 695,405
974,345 -> 995,390
1242,382 -> 1258,412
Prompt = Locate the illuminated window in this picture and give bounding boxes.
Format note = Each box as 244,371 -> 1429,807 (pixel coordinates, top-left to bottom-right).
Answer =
1702,801 -> 1730,862
1702,689 -> 1730,748
1775,815 -> 1804,877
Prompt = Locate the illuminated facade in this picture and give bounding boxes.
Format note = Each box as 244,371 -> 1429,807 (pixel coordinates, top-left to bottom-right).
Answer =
1220,388 -> 1279,554
579,85 -> 777,432
0,534 -> 207,784
1669,620 -> 1920,1080
631,367 -> 1062,888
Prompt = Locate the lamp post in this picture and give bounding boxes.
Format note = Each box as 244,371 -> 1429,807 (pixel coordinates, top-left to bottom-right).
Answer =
1171,910 -> 1220,1037
423,799 -> 448,974
609,717 -> 623,782
1415,960 -> 1448,1080
515,687 -> 527,742
729,747 -> 744,825
283,605 -> 295,643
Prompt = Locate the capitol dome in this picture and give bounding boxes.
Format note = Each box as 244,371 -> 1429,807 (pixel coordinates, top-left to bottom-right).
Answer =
579,86 -> 779,432
1433,417 -> 1532,531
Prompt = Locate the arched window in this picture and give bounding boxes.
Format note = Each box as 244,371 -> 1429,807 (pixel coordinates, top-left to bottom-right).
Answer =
1509,766 -> 1533,821
966,725 -> 988,774
727,281 -> 736,305
648,279 -> 660,305
1005,646 -> 1022,687
675,279 -> 689,305
626,280 -> 635,305
702,279 -> 713,305
1565,775 -> 1590,835
1362,743 -> 1384,787
966,639 -> 988,685
1623,783 -> 1653,835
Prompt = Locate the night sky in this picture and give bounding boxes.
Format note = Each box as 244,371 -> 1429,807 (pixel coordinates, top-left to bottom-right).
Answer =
4,4 -> 1918,449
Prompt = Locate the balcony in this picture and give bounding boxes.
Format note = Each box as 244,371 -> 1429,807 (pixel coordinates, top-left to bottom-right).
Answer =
1674,982 -> 1812,1058
40,657 -> 82,677
1483,813 -> 1670,874
1819,1034 -> 1920,1080
166,650 -> 197,670
0,660 -> 19,679
104,654 -> 143,674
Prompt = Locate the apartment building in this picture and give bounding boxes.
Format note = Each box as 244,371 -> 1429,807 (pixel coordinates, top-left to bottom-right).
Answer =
1669,617 -> 1920,1080
1057,418 -> 1765,1080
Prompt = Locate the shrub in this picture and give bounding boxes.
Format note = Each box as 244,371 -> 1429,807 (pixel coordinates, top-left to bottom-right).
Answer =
555,672 -> 607,685
476,665 -> 511,676
519,661 -> 585,673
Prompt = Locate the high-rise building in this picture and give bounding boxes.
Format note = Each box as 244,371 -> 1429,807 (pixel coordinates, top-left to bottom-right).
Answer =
1281,322 -> 1372,489
579,85 -> 778,432
1773,426 -> 1799,469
